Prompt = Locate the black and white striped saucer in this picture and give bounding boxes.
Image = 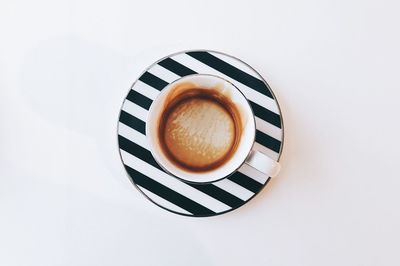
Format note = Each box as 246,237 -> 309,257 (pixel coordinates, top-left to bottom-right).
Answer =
117,50 -> 284,217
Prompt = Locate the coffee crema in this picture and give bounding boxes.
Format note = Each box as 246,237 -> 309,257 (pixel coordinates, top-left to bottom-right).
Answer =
158,88 -> 242,172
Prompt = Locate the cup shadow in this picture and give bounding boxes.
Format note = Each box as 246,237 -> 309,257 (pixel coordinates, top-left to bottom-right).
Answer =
17,36 -> 137,177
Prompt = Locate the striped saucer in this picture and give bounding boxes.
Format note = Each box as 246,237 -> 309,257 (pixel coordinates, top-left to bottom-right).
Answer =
117,50 -> 284,217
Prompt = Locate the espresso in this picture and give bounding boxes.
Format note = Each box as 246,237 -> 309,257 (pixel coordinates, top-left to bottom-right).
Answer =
158,88 -> 242,172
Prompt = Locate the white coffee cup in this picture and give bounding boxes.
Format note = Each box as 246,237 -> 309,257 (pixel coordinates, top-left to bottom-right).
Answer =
146,74 -> 281,183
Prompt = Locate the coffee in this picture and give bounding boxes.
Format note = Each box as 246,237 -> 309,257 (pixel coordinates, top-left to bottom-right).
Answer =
158,88 -> 242,172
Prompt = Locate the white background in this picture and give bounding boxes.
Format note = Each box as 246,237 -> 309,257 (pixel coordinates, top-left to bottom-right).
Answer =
1,0 -> 400,265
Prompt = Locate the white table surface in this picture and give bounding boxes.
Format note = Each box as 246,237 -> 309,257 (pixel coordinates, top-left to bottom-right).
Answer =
1,0 -> 400,265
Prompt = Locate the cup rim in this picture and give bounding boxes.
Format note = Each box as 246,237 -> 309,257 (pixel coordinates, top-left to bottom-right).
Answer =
145,73 -> 256,184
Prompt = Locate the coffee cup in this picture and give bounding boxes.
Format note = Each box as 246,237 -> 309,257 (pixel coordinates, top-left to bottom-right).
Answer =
146,74 -> 280,183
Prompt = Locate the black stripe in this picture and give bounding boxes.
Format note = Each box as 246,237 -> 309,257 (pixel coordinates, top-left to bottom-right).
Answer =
186,51 -> 274,99
250,101 -> 282,128
124,165 -> 214,216
189,183 -> 244,208
138,72 -> 168,90
118,135 -> 159,168
126,90 -> 152,110
119,135 -> 246,209
158,57 -> 197,76
228,172 -> 263,194
157,54 -> 281,128
156,55 -> 281,129
255,130 -> 282,153
119,110 -> 146,135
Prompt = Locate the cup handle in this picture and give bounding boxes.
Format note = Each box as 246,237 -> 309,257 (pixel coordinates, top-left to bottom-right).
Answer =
245,150 -> 281,177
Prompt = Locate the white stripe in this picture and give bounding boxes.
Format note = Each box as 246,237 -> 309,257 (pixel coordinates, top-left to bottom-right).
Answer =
209,52 -> 262,78
134,80 -> 160,100
253,142 -> 280,161
171,53 -> 280,115
138,185 -> 192,215
214,179 -> 254,201
147,64 -> 181,83
238,163 -> 269,184
120,150 -> 231,213
118,122 -> 148,148
255,117 -> 282,141
122,100 -> 148,121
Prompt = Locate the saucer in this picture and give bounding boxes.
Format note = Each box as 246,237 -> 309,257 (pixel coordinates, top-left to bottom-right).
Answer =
117,50 -> 284,217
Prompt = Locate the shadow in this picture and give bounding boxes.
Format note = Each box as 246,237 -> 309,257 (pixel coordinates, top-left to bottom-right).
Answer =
18,36 -> 131,135
236,84 -> 293,210
17,36 -> 140,182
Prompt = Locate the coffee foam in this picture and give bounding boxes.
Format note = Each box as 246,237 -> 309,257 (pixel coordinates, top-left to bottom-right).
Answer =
158,85 -> 243,172
164,98 -> 235,169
